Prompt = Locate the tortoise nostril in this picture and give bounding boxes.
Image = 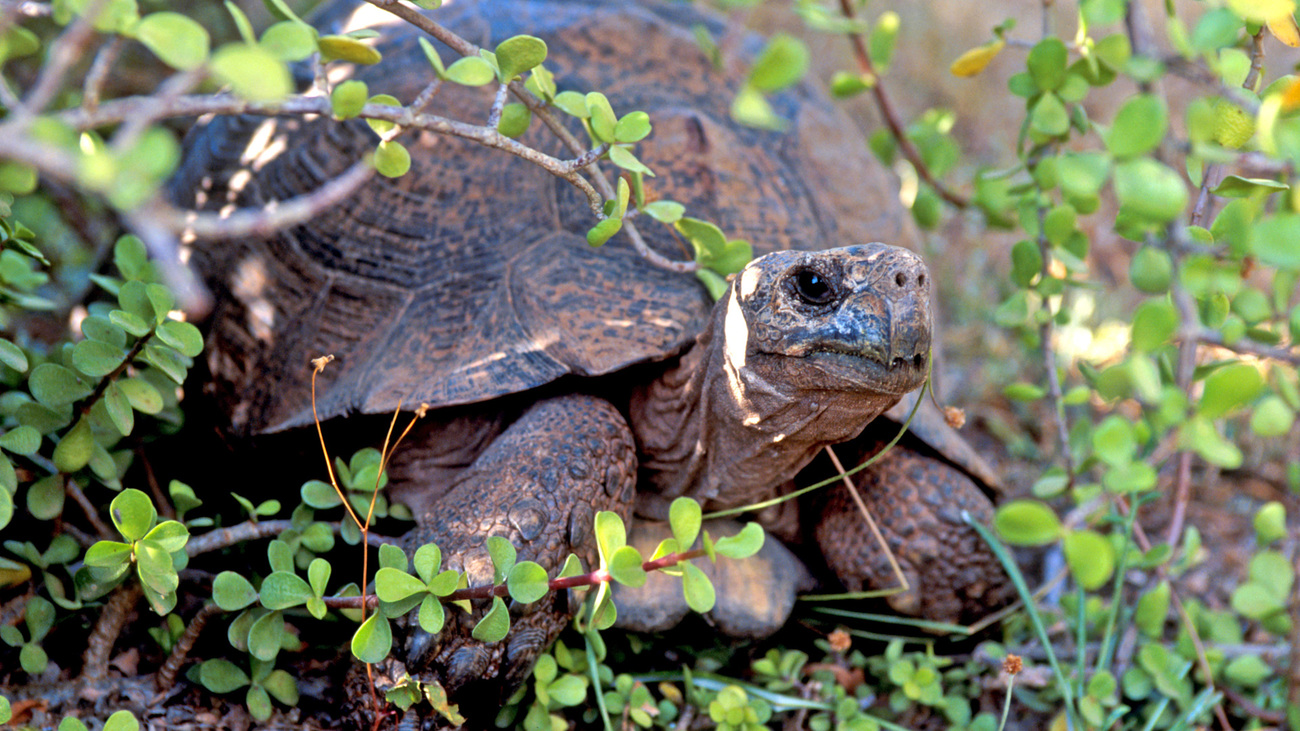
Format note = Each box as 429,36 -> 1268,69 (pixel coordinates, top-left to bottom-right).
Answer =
913,354 -> 925,369
891,357 -> 904,370
895,272 -> 906,287
917,273 -> 926,287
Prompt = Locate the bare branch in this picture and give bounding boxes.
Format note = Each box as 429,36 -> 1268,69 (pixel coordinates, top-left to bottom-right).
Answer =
81,35 -> 123,112
15,0 -> 104,125
185,518 -> 399,557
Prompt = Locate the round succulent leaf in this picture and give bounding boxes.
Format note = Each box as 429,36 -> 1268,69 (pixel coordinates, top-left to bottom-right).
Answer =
0,425 -> 40,455
156,320 -> 203,358
1130,246 -> 1173,293
1114,158 -> 1189,224
103,382 -> 133,436
1249,550 -> 1294,598
485,535 -> 516,585
306,557 -> 331,597
142,343 -> 187,385
0,338 -> 27,372
640,200 -> 684,224
136,12 -> 210,71
417,37 -> 446,76
248,610 -> 285,661
245,685 -> 272,722
1250,214 -> 1300,270
260,20 -> 315,62
101,710 -> 137,731
331,79 -> 368,119
613,111 -> 651,143
548,674 -> 589,707
552,90 -> 588,118
375,567 -> 428,602
1105,94 -> 1168,159
213,571 -> 259,611
950,39 -> 1005,77
1130,299 -> 1177,352
994,500 -> 1062,546
0,489 -> 12,531
1198,362 -> 1264,418
496,102 -> 531,139
730,85 -> 785,131
210,43 -> 291,103
1179,416 -> 1243,468
80,315 -> 126,348
1009,239 -> 1042,287
1027,37 -> 1068,91
410,593 -> 444,634
300,479 -> 341,509
713,522 -> 765,559
136,540 -> 179,594
608,545 -> 647,587
1254,501 -> 1287,544
84,540 -> 133,568
412,543 -> 441,584
869,11 -> 900,70
1250,395 -> 1295,436
257,668 -> 299,707
445,56 -> 494,86
1231,581 -> 1284,619
52,418 -> 93,473
29,363 -> 91,407
471,595 -> 510,643
317,34 -> 381,64
26,474 -> 64,520
589,583 -> 617,630
108,310 -> 150,339
748,34 -> 808,92
109,489 -> 156,542
1057,152 -> 1111,199
503,560 -> 548,604
668,497 -> 701,549
681,562 -> 716,613
1030,92 -> 1070,137
494,34 -> 547,81
1062,529 -> 1114,590
607,145 -> 654,177
143,520 -> 189,553
585,92 -> 618,143
23,596 -> 53,641
376,542 -> 407,573
374,140 -> 412,179
1212,175 -> 1289,198
593,510 -> 626,566
1004,382 -> 1045,401
260,571 -> 313,609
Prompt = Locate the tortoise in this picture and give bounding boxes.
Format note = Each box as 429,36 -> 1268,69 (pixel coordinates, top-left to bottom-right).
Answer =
171,0 -> 1012,719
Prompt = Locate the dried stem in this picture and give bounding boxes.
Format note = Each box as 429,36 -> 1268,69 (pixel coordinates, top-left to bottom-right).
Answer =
81,35 -> 122,112
155,602 -> 221,692
185,518 -> 398,557
14,0 -> 103,126
836,0 -> 968,208
80,584 -> 141,682
65,477 -> 113,540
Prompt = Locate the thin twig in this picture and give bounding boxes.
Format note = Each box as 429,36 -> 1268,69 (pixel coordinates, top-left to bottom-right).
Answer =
80,584 -> 141,682
65,477 -> 113,540
410,78 -> 442,112
81,35 -> 123,113
155,602 -> 221,692
184,518 -> 399,557
836,0 -> 968,208
13,0 -> 104,126
824,445 -> 910,594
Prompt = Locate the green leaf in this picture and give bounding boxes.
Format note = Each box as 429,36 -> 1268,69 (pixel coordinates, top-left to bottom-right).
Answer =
374,141 -> 412,178
1030,92 -> 1070,136
730,85 -> 785,131
869,11 -> 900,70
262,668 -> 299,706
1027,37 -> 1068,91
53,417 -> 94,474
1063,529 -> 1115,590
1255,501 -> 1287,544
445,56 -> 495,86
1114,158 -> 1189,224
136,540 -> 179,594
593,510 -> 626,567
248,610 -> 284,661
668,497 -> 701,549
210,43 -> 291,103
29,363 -> 91,407
72,339 -> 123,378
497,103 -> 531,138
1131,246 -> 1173,294
199,658 -> 251,693
260,20 -> 316,62
143,343 -> 187,384
1231,581 -> 1283,619
26,474 -> 63,520
1224,655 -> 1273,687
157,320 -> 203,358
109,310 -> 151,338
84,540 -> 133,568
494,35 -> 547,81
1130,299 -> 1177,352
614,111 -> 651,143
214,571 -> 259,611
103,382 -> 133,436
471,595 -> 510,643
586,92 -> 618,143
1179,416 -> 1243,468
0,425 -> 39,455
994,500 -> 1062,546
1251,395 -> 1295,437
608,146 -> 654,176
1105,94 -> 1167,159
110,488 -> 156,542
136,12 -> 210,71
0,489 -> 12,531
552,90 -> 588,118
1135,579 -> 1171,638
681,562 -> 715,613
506,561 -> 549,603
1211,175 -> 1289,198
748,34 -> 808,92
412,544 -> 441,584
375,567 -> 428,602
119,377 -> 163,414
260,571 -> 313,609
317,35 -> 381,64
0,339 -> 27,372
20,643 -> 48,675
103,710 -> 138,731
1009,239 -> 1042,287
641,200 -> 684,224
713,523 -> 764,559
143,520 -> 188,553
1251,214 -> 1300,270
416,594 -> 445,634
331,80 -> 368,120
486,535 -> 516,585
608,545 -> 647,587
246,685 -> 271,722
363,94 -> 401,135
24,596 -> 53,641
1198,362 -> 1264,418
548,674 -> 588,706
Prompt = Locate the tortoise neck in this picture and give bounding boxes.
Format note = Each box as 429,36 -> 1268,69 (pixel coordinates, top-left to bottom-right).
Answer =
627,289 -> 895,519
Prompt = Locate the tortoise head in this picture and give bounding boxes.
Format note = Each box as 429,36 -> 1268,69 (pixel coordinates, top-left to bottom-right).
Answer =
722,243 -> 932,401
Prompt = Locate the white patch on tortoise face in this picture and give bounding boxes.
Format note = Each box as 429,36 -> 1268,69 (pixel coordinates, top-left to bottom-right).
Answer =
738,265 -> 762,299
233,256 -> 275,342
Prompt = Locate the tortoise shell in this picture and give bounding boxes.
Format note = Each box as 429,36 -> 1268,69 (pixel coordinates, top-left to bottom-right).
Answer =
171,0 -> 913,435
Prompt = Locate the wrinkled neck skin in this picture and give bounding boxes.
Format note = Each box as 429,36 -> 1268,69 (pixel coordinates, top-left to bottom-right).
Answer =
629,290 -> 901,519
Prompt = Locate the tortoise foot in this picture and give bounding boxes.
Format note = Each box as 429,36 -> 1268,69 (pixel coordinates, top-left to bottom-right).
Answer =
394,395 -> 636,717
816,445 -> 1014,626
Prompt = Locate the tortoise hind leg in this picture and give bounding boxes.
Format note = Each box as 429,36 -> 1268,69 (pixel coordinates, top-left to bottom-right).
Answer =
397,394 -> 636,712
815,445 -> 1014,625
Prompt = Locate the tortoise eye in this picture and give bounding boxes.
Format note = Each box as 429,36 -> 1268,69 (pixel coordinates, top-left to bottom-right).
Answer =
793,268 -> 834,305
